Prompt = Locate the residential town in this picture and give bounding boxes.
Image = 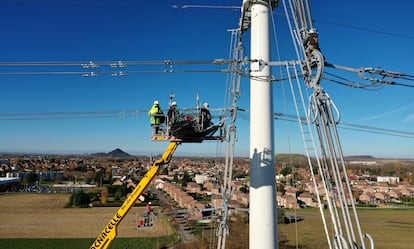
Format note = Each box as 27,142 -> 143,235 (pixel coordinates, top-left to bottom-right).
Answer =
1,150 -> 414,221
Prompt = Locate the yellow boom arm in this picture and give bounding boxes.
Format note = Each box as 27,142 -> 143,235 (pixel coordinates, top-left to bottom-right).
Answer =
89,142 -> 180,249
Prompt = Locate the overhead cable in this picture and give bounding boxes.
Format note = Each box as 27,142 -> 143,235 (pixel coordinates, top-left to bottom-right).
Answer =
274,112 -> 414,139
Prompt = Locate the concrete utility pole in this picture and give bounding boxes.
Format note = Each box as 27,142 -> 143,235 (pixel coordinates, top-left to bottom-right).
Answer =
244,0 -> 278,248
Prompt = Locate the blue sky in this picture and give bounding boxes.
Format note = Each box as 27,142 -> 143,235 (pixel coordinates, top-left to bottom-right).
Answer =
0,0 -> 413,158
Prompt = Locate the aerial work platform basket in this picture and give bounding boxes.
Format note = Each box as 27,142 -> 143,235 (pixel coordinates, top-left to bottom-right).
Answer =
150,116 -> 226,143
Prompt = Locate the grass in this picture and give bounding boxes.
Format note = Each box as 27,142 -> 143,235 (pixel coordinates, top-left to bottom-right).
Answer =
278,208 -> 414,249
3,193 -> 414,248
0,193 -> 172,239
0,236 -> 177,249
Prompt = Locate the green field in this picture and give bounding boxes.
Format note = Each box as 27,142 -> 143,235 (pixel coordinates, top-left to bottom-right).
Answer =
279,208 -> 414,249
4,208 -> 412,249
2,193 -> 414,248
0,194 -> 178,249
0,237 -> 176,249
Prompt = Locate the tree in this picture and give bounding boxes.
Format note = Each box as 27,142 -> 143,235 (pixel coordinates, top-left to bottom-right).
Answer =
68,191 -> 91,208
94,167 -> 105,187
24,172 -> 38,185
101,186 -> 109,204
161,166 -> 169,175
281,166 -> 292,176
239,185 -> 249,193
181,171 -> 192,187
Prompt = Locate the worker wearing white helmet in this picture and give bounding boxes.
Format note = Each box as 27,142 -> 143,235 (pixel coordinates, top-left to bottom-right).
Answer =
200,102 -> 212,130
148,100 -> 164,135
167,101 -> 180,128
303,27 -> 320,57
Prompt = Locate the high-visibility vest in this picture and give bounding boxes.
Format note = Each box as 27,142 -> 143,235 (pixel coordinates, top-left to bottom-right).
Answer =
148,105 -> 164,125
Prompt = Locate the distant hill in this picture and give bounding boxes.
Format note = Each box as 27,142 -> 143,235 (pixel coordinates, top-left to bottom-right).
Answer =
91,148 -> 130,157
344,155 -> 375,160
276,153 -> 308,162
276,154 -> 376,161
108,148 -> 130,157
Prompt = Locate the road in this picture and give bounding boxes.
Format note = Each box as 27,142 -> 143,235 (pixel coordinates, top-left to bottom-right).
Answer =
152,186 -> 195,242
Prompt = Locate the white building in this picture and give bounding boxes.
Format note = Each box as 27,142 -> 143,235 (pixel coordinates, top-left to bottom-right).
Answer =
377,176 -> 400,185
195,174 -> 208,184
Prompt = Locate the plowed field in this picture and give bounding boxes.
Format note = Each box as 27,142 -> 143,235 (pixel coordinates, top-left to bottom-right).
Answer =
0,193 -> 172,238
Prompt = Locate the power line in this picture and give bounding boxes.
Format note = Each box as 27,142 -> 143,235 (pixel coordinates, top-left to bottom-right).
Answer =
0,59 -> 237,76
323,63 -> 414,89
1,58 -> 414,90
0,107 -> 230,121
314,18 -> 414,40
0,59 -> 234,67
173,5 -> 240,9
274,112 -> 414,139
0,109 -> 146,121
269,11 -> 414,40
0,69 -> 231,76
5,109 -> 412,140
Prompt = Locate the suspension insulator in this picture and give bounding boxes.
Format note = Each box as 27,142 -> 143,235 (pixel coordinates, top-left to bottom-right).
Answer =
303,50 -> 325,88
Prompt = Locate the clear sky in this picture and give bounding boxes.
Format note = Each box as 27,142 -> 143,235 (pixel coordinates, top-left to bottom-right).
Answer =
0,0 -> 413,158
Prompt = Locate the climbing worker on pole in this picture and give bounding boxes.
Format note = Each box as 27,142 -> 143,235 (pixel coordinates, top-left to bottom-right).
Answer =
303,28 -> 320,58
148,100 -> 164,135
